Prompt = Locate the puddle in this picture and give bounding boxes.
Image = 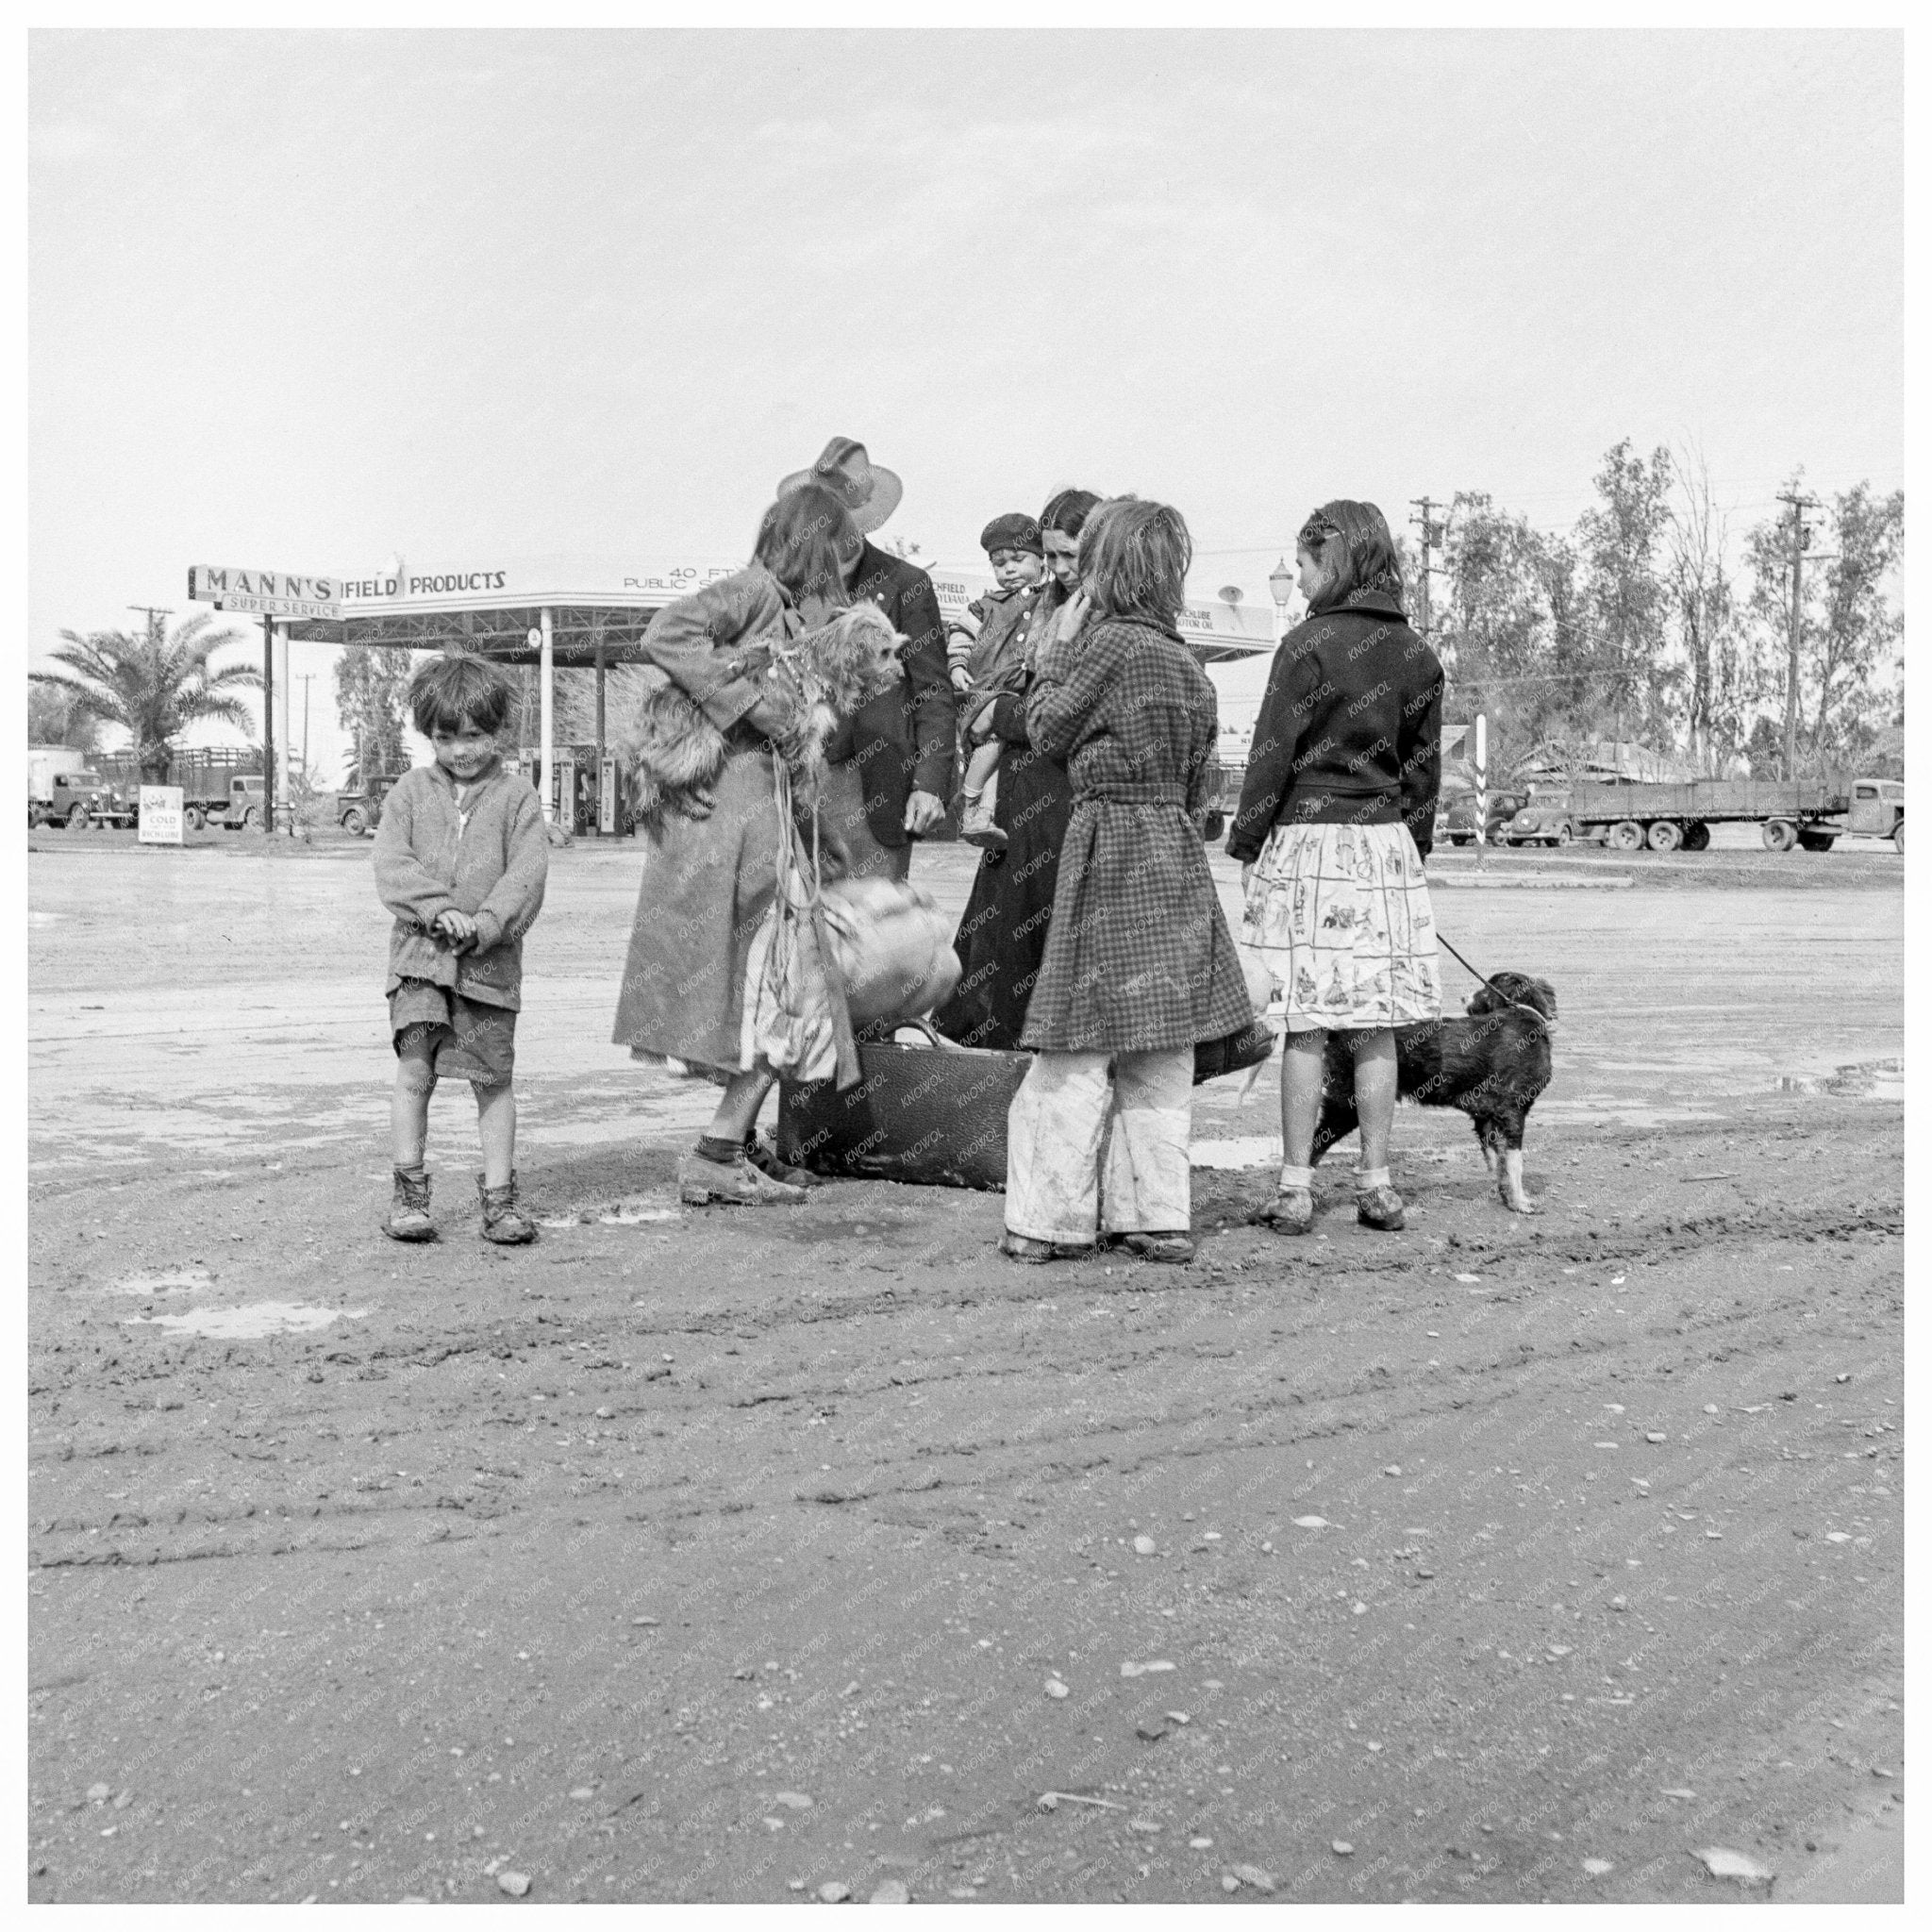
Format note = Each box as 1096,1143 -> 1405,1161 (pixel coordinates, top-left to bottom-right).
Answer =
1777,1058 -> 1903,1098
538,1198 -> 682,1228
1191,1136 -> 1281,1170
109,1267 -> 211,1297
125,1302 -> 370,1339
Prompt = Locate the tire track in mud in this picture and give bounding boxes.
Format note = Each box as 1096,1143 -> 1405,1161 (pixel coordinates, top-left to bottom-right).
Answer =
29,1116 -> 1900,1575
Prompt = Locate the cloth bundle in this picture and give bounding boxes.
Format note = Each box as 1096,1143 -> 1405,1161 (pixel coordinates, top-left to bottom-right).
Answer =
821,875 -> 961,1027
745,839 -> 961,1088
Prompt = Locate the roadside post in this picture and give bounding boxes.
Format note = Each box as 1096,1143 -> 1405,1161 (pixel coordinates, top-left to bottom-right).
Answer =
539,611 -> 556,827
262,614 -> 275,836
274,623 -> 292,834
1474,713 -> 1489,864
137,786 -> 185,846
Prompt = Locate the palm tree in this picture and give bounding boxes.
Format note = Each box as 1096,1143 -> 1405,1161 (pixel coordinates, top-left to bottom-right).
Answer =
29,612 -> 260,782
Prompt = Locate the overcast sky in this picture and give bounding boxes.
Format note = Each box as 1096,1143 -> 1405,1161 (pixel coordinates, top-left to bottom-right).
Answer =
29,28 -> 1902,775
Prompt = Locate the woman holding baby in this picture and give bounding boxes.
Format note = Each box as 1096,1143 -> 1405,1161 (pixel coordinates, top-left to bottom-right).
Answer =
932,486 -> 1100,1052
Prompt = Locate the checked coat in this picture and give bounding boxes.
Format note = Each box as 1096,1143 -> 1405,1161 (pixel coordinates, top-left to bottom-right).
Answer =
1019,613 -> 1252,1054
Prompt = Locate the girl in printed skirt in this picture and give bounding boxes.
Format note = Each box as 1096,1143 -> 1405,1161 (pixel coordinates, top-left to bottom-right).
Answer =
1228,500 -> 1446,1234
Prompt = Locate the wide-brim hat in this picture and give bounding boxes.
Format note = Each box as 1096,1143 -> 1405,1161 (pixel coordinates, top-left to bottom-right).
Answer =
776,436 -> 904,535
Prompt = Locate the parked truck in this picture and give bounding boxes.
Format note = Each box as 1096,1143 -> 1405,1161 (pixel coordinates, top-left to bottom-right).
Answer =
27,747 -> 137,829
92,747 -> 269,832
1566,774 -> 1903,854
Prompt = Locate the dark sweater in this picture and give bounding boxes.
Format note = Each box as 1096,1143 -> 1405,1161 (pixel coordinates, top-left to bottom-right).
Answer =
1227,592 -> 1444,863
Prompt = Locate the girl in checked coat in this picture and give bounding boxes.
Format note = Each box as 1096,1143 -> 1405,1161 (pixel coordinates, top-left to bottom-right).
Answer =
1000,495 -> 1252,1267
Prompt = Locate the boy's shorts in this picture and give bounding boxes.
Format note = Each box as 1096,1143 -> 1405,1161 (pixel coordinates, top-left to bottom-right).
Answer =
389,980 -> 517,1088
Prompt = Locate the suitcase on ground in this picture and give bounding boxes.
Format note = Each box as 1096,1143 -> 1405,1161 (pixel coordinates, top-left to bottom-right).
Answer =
776,1020 -> 1029,1191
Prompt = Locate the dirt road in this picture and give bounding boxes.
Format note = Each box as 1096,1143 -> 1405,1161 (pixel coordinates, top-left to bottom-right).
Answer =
28,839 -> 1903,1904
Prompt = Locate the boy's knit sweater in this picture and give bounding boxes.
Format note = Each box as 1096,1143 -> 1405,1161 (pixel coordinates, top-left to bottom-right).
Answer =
373,761 -> 548,1009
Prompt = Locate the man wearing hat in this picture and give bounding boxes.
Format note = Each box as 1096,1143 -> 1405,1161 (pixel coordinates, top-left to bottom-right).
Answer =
777,437 -> 955,881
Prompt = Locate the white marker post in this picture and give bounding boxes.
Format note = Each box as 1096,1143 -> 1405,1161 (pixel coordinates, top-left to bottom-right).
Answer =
1474,713 -> 1489,858
535,619 -> 554,824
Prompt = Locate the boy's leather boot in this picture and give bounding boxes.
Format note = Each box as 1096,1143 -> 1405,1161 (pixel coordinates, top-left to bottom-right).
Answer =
382,1168 -> 436,1241
477,1172 -> 539,1244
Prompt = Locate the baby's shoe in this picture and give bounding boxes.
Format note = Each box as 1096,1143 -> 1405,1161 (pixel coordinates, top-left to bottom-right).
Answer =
477,1172 -> 539,1244
959,793 -> 1007,850
382,1168 -> 436,1242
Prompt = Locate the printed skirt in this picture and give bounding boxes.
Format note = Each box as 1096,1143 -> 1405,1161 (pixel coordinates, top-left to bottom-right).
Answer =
1240,821 -> 1441,1032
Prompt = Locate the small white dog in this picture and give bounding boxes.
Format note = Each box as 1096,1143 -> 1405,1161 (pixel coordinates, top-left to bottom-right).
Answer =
612,603 -> 905,828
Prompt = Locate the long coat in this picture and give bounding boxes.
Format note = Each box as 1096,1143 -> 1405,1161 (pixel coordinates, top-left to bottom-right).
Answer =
611,567 -> 798,1074
820,542 -> 956,853
1020,614 -> 1252,1054
931,585 -> 1075,1050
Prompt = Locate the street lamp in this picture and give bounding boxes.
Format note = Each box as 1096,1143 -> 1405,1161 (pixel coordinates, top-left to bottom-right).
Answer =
1268,557 -> 1295,639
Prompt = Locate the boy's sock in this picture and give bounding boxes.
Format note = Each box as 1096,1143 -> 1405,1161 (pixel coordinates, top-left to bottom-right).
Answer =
1356,1166 -> 1391,1192
695,1134 -> 742,1166
395,1161 -> 426,1182
1277,1163 -> 1314,1192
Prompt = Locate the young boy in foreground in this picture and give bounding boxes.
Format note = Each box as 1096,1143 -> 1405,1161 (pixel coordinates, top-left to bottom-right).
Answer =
373,654 -> 548,1243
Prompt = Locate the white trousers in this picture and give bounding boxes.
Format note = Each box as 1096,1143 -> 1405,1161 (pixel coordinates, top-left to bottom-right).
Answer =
1005,1047 -> 1194,1244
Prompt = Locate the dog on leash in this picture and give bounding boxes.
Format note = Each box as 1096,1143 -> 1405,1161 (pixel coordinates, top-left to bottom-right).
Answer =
1312,971 -> 1558,1213
611,603 -> 905,830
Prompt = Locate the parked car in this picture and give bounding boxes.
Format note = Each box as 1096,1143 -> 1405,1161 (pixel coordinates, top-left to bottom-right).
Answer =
1500,795 -> 1575,846
336,772 -> 398,839
1440,789 -> 1526,846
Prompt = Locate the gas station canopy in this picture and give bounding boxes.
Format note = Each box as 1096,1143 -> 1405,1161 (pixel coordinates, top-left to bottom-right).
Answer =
194,551 -> 1280,835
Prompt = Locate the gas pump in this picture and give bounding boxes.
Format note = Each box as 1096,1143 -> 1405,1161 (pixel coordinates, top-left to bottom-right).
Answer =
599,754 -> 619,835
553,751 -> 577,833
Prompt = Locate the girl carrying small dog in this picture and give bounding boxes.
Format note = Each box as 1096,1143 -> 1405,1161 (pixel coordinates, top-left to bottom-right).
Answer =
1228,500 -> 1446,1235
611,485 -> 878,1208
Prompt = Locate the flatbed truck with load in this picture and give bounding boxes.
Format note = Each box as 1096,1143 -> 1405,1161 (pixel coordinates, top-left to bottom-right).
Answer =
1567,775 -> 1903,855
92,748 -> 268,831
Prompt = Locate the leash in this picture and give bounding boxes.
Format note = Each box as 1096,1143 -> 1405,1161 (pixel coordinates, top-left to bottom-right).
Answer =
1434,930 -> 1555,1032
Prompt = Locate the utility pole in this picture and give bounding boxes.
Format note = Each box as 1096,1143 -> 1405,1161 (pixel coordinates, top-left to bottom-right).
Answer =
126,605 -> 174,635
297,674 -> 313,780
1408,498 -> 1443,638
1777,491 -> 1820,780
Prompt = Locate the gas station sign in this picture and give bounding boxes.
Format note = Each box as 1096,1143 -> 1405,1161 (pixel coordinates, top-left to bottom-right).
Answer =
188,565 -> 341,620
